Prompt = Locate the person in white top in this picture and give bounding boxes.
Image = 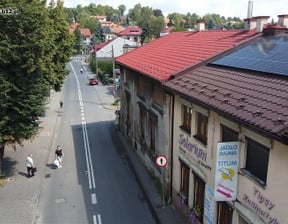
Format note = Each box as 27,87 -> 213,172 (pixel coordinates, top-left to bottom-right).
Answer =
26,154 -> 35,177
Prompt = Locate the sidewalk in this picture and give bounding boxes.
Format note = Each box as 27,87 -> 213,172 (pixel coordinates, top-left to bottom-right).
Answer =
115,129 -> 185,224
0,90 -> 62,224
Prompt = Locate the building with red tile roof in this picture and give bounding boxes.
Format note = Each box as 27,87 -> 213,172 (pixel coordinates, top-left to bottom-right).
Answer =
117,26 -> 143,43
116,29 -> 260,82
115,13 -> 288,224
79,28 -> 91,37
162,18 -> 288,224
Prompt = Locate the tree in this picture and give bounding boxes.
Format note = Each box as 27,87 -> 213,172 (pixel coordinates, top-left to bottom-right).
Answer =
93,23 -> 105,43
118,4 -> 126,16
74,27 -> 82,53
149,16 -> 165,38
0,0 -> 73,173
153,9 -> 163,17
167,12 -> 186,30
47,0 -> 74,90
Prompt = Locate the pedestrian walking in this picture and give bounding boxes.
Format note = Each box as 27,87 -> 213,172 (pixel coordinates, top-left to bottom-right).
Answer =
26,154 -> 35,177
59,100 -> 63,112
55,145 -> 64,168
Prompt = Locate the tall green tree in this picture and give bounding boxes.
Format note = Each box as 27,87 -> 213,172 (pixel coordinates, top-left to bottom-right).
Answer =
0,0 -> 73,173
118,4 -> 126,16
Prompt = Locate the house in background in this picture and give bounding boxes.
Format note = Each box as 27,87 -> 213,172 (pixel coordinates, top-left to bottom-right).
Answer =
93,15 -> 107,23
92,37 -> 139,60
101,22 -> 124,41
164,15 -> 288,224
117,26 -> 143,44
79,28 -> 92,46
115,20 -> 260,212
160,26 -> 175,37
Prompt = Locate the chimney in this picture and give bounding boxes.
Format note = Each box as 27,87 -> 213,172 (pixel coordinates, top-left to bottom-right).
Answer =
197,20 -> 205,31
244,17 -> 257,30
247,0 -> 253,18
278,14 -> 288,28
255,16 -> 270,32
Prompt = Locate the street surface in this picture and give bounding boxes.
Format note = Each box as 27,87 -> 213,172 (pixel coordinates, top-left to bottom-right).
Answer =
36,58 -> 155,224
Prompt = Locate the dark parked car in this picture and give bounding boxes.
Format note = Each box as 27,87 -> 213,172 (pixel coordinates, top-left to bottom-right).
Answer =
89,78 -> 99,85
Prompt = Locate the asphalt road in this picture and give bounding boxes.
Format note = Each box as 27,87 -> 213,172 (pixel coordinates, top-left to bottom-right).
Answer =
36,58 -> 155,224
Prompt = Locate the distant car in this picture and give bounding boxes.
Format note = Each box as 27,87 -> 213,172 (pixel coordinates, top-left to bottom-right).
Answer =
89,78 -> 98,85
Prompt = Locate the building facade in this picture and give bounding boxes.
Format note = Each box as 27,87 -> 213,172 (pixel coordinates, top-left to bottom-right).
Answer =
116,14 -> 288,223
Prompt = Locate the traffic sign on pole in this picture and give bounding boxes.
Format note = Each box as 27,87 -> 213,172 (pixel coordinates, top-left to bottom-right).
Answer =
155,155 -> 168,167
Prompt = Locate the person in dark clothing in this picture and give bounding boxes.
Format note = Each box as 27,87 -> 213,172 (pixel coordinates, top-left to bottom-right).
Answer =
60,100 -> 63,112
55,145 -> 64,168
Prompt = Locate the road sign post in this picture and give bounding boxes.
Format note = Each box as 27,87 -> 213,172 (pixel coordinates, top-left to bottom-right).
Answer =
155,155 -> 168,207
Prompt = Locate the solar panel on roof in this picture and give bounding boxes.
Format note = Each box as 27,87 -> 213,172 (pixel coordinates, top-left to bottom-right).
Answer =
211,36 -> 288,76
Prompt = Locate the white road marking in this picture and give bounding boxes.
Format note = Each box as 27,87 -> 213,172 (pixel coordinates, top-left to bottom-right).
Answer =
97,214 -> 102,224
91,193 -> 97,204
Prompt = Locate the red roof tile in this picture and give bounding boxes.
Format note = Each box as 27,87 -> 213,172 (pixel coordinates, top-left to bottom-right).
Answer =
79,28 -> 91,37
116,30 -> 259,82
164,65 -> 288,141
118,26 -> 143,36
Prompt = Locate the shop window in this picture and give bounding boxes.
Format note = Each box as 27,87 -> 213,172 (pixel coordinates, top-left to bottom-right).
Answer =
242,138 -> 269,186
180,105 -> 192,134
221,125 -> 239,142
194,112 -> 208,145
193,174 -> 205,223
217,202 -> 233,224
179,161 -> 190,205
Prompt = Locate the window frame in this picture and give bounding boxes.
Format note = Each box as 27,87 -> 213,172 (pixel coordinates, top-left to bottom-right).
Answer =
221,125 -> 239,142
193,174 -> 205,223
180,104 -> 192,134
139,106 -> 146,139
194,112 -> 208,145
241,138 -> 270,186
150,114 -> 157,155
217,202 -> 233,224
180,161 -> 190,205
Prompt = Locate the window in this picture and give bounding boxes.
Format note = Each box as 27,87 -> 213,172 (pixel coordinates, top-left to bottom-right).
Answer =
152,85 -> 163,106
243,138 -> 269,185
180,105 -> 192,133
180,161 -> 190,203
193,174 -> 205,223
150,114 -> 157,154
139,106 -> 146,139
137,75 -> 146,98
195,112 -> 208,144
221,125 -> 239,142
217,202 -> 233,224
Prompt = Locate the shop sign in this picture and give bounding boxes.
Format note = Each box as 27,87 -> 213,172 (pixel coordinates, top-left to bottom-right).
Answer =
243,187 -> 278,224
179,134 -> 212,171
214,142 -> 240,201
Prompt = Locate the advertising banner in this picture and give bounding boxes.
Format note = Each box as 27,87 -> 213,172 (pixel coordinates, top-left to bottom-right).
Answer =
204,185 -> 215,224
214,142 -> 240,201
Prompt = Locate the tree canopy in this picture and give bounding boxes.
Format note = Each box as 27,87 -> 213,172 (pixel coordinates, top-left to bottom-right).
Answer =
0,0 -> 73,171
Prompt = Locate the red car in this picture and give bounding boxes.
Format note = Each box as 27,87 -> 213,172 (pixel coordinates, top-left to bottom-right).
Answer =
89,78 -> 99,85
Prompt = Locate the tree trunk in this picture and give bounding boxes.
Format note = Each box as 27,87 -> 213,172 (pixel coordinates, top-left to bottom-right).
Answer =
0,143 -> 5,175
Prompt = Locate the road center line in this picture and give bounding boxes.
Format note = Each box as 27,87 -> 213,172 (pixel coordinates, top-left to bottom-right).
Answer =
91,193 -> 97,204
